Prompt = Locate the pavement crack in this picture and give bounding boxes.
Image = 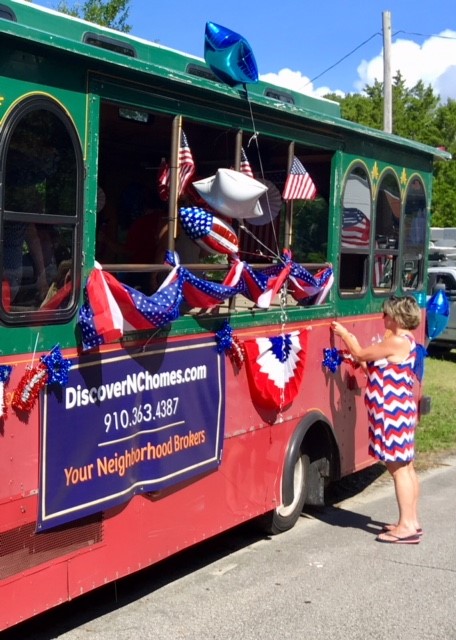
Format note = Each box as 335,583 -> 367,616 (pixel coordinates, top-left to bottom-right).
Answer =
384,559 -> 456,573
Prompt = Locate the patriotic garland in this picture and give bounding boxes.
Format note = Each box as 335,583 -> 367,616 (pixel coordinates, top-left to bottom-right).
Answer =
322,348 -> 361,373
215,320 -> 245,369
78,251 -> 334,351
12,345 -> 72,413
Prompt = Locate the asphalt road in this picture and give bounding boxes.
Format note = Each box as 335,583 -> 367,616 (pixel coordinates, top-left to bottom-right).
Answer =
5,456 -> 456,640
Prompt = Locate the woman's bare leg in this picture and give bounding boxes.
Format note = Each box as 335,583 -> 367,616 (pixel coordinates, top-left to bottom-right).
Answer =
377,461 -> 419,539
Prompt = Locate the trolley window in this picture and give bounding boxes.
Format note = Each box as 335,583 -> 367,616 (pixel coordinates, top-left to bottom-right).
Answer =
0,98 -> 82,322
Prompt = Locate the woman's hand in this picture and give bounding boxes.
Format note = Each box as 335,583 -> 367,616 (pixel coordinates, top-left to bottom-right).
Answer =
331,321 -> 347,337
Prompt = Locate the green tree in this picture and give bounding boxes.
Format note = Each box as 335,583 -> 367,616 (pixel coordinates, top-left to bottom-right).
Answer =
328,73 -> 441,143
431,99 -> 456,226
326,75 -> 456,227
56,0 -> 131,32
325,90 -> 380,129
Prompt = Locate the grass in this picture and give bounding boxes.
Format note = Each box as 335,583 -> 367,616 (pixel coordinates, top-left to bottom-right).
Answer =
416,349 -> 456,459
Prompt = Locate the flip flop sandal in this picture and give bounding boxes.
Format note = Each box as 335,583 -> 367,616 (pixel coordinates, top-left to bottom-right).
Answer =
376,532 -> 421,544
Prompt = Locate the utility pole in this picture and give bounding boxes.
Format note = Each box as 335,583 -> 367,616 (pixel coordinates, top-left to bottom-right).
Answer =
383,11 -> 392,133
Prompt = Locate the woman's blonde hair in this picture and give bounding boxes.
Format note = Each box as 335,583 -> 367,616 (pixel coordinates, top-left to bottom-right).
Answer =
382,295 -> 421,330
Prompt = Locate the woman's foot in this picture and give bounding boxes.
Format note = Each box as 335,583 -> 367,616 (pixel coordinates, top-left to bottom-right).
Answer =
383,523 -> 423,536
376,531 -> 421,544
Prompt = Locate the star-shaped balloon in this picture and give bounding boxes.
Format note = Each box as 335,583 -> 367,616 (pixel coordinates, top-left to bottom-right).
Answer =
193,168 -> 267,219
204,22 -> 259,87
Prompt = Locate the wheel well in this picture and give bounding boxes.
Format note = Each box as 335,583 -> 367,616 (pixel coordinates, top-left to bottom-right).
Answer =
282,412 -> 340,507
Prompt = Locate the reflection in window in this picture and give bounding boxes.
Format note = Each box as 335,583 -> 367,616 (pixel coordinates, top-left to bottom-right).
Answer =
339,166 -> 371,294
4,109 -> 77,216
289,198 -> 329,263
373,173 -> 400,292
2,223 -> 74,311
1,101 -> 80,317
402,178 -> 427,290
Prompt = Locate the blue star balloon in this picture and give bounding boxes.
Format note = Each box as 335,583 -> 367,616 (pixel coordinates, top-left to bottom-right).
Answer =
426,288 -> 450,340
204,22 -> 259,87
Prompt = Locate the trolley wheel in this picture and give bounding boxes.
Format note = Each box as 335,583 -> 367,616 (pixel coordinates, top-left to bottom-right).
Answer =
259,453 -> 309,535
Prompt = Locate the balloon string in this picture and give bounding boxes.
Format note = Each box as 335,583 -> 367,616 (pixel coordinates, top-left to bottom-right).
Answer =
30,332 -> 40,369
239,224 -> 281,261
244,85 -> 282,259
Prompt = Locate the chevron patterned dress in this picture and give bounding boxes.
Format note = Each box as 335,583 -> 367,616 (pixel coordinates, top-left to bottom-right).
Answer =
365,335 -> 417,462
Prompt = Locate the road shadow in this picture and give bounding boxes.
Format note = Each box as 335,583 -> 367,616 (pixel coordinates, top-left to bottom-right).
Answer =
301,462 -> 389,536
0,521 -> 269,640
304,504 -> 385,536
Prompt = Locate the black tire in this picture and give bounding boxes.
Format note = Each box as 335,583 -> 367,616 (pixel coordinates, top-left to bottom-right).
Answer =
258,453 -> 309,535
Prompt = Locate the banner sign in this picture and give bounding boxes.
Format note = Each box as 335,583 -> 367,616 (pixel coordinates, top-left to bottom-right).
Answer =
38,339 -> 225,530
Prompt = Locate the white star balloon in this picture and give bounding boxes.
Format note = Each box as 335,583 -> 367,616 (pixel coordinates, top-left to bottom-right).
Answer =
193,168 -> 268,220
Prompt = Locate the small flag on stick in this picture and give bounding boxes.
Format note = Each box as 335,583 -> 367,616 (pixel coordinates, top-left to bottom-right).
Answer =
240,147 -> 254,178
157,130 -> 195,201
282,156 -> 317,201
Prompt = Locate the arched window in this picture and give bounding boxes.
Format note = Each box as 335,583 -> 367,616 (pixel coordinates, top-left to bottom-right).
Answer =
402,177 -> 427,290
0,98 -> 82,323
373,172 -> 400,293
339,165 -> 372,295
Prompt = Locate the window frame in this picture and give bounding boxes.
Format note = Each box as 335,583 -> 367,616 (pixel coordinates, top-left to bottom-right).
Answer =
401,175 -> 428,292
0,96 -> 83,325
338,163 -> 372,298
371,169 -> 401,296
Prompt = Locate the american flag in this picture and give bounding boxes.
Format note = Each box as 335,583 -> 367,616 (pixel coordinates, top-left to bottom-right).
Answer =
374,256 -> 387,286
178,130 -> 195,196
341,208 -> 370,247
156,130 -> 195,201
240,147 -> 254,178
157,157 -> 170,201
282,156 -> 317,201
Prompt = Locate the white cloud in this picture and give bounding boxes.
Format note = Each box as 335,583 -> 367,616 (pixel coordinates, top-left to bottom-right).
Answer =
261,31 -> 456,102
260,68 -> 344,99
355,30 -> 456,100
436,65 -> 456,102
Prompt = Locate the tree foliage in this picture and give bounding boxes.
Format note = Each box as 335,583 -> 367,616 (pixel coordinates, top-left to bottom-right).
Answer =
326,74 -> 456,227
56,0 -> 131,32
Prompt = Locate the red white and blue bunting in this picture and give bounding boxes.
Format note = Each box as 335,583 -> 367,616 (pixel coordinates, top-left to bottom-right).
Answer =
243,331 -> 307,411
78,251 -> 333,350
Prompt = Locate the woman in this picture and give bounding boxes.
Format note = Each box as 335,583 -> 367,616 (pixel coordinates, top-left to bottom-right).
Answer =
331,295 -> 422,545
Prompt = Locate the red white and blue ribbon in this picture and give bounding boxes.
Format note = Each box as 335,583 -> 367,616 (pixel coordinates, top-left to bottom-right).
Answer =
79,261 -> 184,350
243,331 -> 307,410
0,365 -> 12,419
78,252 -> 333,350
215,320 -> 245,368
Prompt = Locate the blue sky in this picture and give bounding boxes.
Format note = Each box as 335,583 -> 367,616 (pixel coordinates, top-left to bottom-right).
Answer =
33,0 -> 456,100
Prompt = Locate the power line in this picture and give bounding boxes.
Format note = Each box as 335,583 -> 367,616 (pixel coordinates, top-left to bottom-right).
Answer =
395,30 -> 456,41
302,32 -> 381,89
304,28 -> 456,91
